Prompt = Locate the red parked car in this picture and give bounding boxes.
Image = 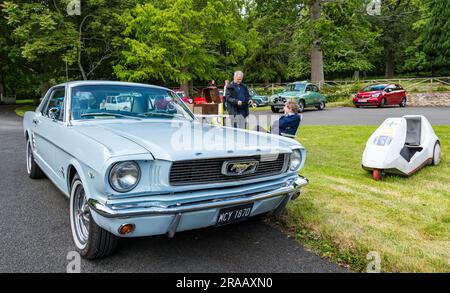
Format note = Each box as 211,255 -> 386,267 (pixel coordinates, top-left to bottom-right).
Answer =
353,84 -> 407,108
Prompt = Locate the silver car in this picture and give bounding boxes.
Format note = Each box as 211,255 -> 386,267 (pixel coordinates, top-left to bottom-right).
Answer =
23,81 -> 308,259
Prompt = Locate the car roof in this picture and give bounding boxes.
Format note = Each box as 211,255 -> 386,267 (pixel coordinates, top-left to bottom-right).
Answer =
53,80 -> 170,91
289,81 -> 308,85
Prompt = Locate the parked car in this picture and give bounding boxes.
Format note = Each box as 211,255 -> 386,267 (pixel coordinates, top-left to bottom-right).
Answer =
104,94 -> 132,111
173,90 -> 192,104
249,89 -> 268,108
269,81 -> 326,113
23,81 -> 309,259
353,84 -> 407,108
362,115 -> 440,181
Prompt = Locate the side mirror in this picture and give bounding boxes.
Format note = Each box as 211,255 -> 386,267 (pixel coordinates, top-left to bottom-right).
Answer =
48,107 -> 60,120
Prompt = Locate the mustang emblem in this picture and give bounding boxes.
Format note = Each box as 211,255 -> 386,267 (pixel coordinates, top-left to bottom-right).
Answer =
222,160 -> 259,176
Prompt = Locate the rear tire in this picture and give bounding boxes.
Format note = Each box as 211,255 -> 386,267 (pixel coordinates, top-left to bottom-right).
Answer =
271,106 -> 280,113
399,97 -> 407,108
70,174 -> 119,259
26,138 -> 45,179
432,141 -> 441,166
317,101 -> 325,111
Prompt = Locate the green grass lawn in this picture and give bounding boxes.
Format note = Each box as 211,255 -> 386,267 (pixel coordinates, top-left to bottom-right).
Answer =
277,125 -> 450,272
15,105 -> 36,117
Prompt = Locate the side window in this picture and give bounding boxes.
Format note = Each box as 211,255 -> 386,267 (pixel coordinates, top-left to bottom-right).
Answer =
305,85 -> 312,92
312,85 -> 319,92
385,85 -> 394,93
43,88 -> 65,121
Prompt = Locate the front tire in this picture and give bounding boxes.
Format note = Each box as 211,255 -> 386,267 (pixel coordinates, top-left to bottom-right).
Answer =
378,98 -> 386,108
299,100 -> 305,113
432,141 -> 441,166
26,138 -> 45,179
70,174 -> 119,259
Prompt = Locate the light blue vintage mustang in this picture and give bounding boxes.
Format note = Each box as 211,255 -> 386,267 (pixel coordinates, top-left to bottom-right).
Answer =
23,81 -> 308,259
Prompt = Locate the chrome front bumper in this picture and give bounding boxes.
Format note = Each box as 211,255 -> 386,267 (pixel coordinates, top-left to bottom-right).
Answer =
88,176 -> 309,219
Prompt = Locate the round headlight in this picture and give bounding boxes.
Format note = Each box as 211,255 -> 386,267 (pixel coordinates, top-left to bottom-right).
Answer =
109,161 -> 141,193
290,149 -> 302,171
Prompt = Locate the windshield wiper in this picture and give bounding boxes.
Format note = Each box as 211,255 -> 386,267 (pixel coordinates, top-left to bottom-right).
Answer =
141,112 -> 194,121
140,112 -> 177,118
80,113 -> 141,120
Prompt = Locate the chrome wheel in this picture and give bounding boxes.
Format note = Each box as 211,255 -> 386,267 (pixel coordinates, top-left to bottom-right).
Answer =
299,101 -> 305,113
26,141 -> 32,175
70,180 -> 90,249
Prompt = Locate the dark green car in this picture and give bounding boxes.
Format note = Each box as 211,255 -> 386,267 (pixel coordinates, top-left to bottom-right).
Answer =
249,89 -> 268,108
269,81 -> 326,113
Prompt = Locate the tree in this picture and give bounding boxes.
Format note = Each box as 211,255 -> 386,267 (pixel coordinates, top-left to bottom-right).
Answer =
368,0 -> 423,78
114,0 -> 246,93
288,0 -> 380,82
421,0 -> 450,75
244,0 -> 299,83
2,1 -> 78,95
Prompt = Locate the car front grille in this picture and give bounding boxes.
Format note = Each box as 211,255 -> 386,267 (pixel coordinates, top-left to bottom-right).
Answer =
273,97 -> 287,104
169,154 -> 289,186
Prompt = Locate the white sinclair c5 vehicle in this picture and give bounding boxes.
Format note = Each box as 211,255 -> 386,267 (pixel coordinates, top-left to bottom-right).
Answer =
362,115 -> 441,181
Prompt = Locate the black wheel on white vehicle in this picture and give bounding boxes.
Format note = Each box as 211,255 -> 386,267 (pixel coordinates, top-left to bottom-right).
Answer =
432,141 -> 441,166
26,138 -> 45,179
70,174 -> 118,259
317,101 -> 325,111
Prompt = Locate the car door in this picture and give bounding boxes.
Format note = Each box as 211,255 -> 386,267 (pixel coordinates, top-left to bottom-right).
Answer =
33,87 -> 67,185
304,85 -> 314,106
311,85 -> 322,105
394,84 -> 403,103
384,85 -> 396,105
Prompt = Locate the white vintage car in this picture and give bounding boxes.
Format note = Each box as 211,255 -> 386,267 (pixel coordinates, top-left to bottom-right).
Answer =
362,115 -> 441,180
23,81 -> 309,259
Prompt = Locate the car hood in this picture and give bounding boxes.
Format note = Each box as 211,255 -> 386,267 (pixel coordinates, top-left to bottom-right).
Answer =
74,120 -> 301,161
357,91 -> 382,98
277,91 -> 304,97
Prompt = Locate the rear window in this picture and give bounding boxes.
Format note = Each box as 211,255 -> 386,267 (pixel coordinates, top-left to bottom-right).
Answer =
362,85 -> 386,92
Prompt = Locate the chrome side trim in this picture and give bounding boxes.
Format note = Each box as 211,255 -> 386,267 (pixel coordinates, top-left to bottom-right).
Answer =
89,175 -> 309,219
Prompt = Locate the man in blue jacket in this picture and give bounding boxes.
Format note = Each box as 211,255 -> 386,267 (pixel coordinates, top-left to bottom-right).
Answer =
225,71 -> 253,129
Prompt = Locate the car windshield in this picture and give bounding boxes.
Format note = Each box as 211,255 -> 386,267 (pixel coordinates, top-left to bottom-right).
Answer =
287,83 -> 306,92
361,85 -> 386,92
70,85 -> 194,121
175,91 -> 185,98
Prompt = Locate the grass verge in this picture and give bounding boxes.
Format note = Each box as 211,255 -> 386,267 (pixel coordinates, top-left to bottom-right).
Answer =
275,125 -> 450,272
15,105 -> 36,117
